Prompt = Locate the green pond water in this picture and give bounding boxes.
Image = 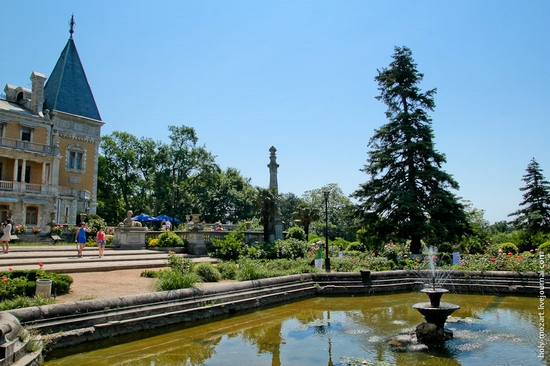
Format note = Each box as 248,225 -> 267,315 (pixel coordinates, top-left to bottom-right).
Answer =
44,292 -> 548,366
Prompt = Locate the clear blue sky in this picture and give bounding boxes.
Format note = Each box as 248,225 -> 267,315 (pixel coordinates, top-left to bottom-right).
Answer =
2,1 -> 549,224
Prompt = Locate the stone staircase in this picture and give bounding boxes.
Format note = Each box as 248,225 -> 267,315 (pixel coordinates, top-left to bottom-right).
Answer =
0,246 -> 212,273
10,275 -> 318,350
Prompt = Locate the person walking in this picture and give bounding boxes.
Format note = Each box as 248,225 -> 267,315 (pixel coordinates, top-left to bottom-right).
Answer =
74,222 -> 90,258
96,226 -> 106,258
314,241 -> 323,270
0,219 -> 12,254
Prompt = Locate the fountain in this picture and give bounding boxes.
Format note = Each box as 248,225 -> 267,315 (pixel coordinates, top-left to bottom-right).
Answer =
411,247 -> 460,343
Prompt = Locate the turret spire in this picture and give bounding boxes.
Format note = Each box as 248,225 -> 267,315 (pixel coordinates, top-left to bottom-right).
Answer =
69,14 -> 75,39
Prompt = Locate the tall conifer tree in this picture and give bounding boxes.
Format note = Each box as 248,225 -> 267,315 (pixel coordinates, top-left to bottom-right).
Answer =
508,158 -> 550,234
353,46 -> 469,254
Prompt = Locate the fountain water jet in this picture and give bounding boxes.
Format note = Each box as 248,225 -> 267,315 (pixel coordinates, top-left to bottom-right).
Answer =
411,246 -> 460,343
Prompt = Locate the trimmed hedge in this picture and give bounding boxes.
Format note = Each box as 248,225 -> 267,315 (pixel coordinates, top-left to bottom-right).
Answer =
0,270 -> 73,301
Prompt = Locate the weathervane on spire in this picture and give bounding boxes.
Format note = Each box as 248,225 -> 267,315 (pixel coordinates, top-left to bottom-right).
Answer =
69,14 -> 75,38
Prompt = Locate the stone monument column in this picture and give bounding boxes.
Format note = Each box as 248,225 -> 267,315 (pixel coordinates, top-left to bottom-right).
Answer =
268,146 -> 283,241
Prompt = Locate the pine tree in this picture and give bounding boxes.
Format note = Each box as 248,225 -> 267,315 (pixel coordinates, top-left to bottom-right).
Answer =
508,158 -> 550,234
353,46 -> 469,254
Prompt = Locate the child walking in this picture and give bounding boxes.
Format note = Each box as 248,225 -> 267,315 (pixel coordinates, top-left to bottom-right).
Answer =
96,226 -> 106,258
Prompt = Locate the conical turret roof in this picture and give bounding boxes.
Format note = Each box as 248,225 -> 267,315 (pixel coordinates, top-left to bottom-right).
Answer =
43,24 -> 101,121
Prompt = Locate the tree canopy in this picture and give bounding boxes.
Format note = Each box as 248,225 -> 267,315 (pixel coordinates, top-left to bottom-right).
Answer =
352,46 -> 469,254
508,158 -> 550,236
98,126 -> 256,225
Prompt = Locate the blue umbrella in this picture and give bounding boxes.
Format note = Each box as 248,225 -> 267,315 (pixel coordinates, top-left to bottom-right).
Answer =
132,213 -> 159,222
155,214 -> 181,223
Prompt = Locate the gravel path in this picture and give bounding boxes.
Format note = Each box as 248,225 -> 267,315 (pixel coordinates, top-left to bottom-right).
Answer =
54,268 -> 161,303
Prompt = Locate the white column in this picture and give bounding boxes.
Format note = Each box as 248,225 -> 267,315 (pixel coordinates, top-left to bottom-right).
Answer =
42,162 -> 47,184
13,159 -> 18,181
21,160 -> 27,183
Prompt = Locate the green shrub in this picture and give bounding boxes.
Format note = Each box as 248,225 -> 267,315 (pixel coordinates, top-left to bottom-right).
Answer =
237,259 -> 271,281
194,262 -> 221,282
140,270 -> 159,278
539,241 -> 550,253
165,253 -> 193,273
154,270 -> 201,291
286,227 -> 305,241
497,242 -> 519,254
273,238 -> 309,259
347,242 -> 366,252
366,257 -> 395,271
157,231 -> 186,247
307,234 -> 322,243
0,296 -> 55,311
147,238 -> 159,247
331,237 -> 351,250
217,261 -> 238,280
0,270 -> 72,300
211,230 -> 245,260
86,216 -> 107,237
382,243 -> 399,263
436,242 -> 453,253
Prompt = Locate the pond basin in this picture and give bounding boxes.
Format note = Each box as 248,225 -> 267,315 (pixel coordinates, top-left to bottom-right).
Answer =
44,292 -> 548,366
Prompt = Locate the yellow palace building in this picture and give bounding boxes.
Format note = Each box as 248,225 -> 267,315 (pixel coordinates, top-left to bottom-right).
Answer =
0,18 -> 103,230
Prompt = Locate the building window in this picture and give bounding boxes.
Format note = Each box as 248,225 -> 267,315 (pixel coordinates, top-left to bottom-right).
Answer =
26,206 -> 38,225
66,144 -> 86,173
0,205 -> 8,223
69,151 -> 83,170
21,127 -> 32,142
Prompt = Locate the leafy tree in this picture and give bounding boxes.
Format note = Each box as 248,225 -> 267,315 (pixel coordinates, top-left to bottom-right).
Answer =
488,220 -> 514,235
508,158 -> 550,243
352,46 -> 469,254
202,168 -> 257,223
292,204 -> 320,242
162,125 -> 220,219
100,131 -> 141,212
279,192 -> 302,230
302,184 -> 356,241
97,155 -> 125,224
458,201 -> 490,254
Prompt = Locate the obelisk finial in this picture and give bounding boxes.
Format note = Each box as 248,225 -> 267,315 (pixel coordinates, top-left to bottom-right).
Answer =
69,14 -> 75,39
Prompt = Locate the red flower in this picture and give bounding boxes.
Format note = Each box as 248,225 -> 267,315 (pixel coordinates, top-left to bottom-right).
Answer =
8,268 -> 12,271
491,257 -> 496,262
372,253 -> 376,257
530,249 -> 534,253
2,276 -> 7,283
38,262 -> 43,267
516,256 -> 522,261
507,252 -> 513,257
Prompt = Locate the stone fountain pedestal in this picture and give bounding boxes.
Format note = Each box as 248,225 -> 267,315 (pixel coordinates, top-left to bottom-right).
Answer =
412,288 -> 460,344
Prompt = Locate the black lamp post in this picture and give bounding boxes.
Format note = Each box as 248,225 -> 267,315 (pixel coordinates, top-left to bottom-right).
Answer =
172,184 -> 179,228
323,190 -> 330,272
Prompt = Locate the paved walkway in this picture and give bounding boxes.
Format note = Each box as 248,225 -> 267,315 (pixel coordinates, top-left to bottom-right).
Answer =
0,245 -> 216,273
